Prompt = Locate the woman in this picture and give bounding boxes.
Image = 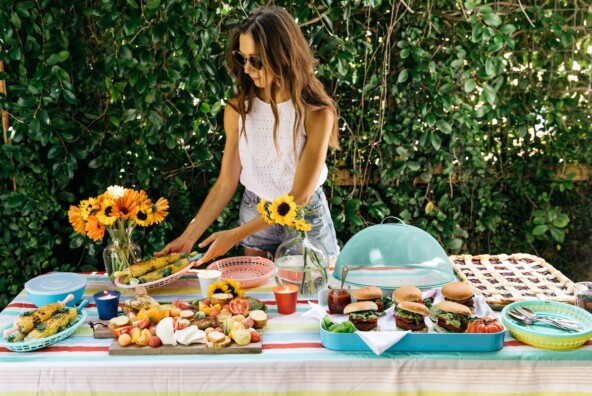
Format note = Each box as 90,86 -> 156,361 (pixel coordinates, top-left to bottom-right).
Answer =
157,6 -> 339,264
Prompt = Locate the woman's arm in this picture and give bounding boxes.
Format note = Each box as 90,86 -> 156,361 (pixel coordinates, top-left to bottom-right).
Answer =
155,102 -> 243,256
289,107 -> 335,205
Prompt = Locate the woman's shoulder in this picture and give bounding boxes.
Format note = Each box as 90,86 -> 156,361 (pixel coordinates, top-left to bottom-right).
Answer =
305,106 -> 335,128
226,97 -> 240,112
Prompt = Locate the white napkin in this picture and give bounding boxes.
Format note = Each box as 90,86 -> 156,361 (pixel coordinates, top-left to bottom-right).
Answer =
304,302 -> 410,355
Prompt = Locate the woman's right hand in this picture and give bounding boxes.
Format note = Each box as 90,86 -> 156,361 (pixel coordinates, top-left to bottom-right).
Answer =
154,237 -> 194,257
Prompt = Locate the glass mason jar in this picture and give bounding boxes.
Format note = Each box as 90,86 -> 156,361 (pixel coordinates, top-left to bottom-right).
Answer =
103,226 -> 141,282
274,232 -> 329,297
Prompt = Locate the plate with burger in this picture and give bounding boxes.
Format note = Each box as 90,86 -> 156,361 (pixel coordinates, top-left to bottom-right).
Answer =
316,283 -> 505,354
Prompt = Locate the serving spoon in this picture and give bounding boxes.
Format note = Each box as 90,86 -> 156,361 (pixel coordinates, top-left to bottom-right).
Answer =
340,265 -> 349,290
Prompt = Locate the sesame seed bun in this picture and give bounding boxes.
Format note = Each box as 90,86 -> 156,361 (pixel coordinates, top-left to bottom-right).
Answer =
352,286 -> 382,301
392,285 -> 423,303
397,301 -> 430,316
343,301 -> 378,314
441,282 -> 473,301
436,301 -> 472,317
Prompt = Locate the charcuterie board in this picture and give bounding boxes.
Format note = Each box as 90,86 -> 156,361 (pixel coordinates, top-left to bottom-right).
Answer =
108,338 -> 262,355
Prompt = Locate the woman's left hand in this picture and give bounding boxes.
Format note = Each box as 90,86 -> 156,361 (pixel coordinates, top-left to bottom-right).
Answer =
198,229 -> 239,264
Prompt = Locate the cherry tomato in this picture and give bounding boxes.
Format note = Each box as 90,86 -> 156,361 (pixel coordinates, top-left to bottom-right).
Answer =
229,298 -> 250,315
110,325 -> 132,338
249,329 -> 261,343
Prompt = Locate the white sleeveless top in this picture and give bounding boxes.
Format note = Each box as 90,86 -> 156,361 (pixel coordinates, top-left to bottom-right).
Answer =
238,96 -> 328,200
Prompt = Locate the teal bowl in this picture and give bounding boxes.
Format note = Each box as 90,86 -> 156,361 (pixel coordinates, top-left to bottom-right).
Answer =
25,273 -> 87,307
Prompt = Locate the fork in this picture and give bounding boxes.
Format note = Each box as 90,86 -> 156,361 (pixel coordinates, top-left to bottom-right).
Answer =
515,307 -> 582,330
508,309 -> 580,331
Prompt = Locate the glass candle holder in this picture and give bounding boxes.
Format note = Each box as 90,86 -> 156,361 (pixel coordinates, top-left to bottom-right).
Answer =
94,290 -> 121,320
273,285 -> 298,314
575,282 -> 592,314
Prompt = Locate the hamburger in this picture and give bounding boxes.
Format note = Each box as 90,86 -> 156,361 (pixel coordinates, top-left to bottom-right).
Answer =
343,301 -> 385,331
352,286 -> 384,311
430,301 -> 472,333
392,285 -> 423,304
394,301 -> 429,332
441,282 -> 475,309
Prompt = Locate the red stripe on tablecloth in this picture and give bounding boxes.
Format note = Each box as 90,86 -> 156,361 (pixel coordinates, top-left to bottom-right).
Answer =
263,342 -> 323,350
7,303 -> 36,309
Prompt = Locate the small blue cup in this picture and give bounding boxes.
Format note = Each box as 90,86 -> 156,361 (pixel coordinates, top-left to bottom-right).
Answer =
93,290 -> 121,320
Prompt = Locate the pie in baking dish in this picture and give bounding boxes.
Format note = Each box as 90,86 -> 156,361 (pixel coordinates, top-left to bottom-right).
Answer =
449,253 -> 575,306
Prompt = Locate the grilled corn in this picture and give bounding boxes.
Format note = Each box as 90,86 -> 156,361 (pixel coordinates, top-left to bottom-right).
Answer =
25,308 -> 78,341
114,253 -> 188,279
137,258 -> 190,284
15,301 -> 68,335
6,330 -> 26,343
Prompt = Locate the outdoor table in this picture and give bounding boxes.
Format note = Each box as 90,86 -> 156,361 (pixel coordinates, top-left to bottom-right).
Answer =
0,272 -> 591,395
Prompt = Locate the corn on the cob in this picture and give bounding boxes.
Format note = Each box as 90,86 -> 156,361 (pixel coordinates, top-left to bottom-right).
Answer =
114,253 -> 188,279
25,308 -> 78,341
6,331 -> 26,343
137,258 -> 190,284
15,301 -> 67,335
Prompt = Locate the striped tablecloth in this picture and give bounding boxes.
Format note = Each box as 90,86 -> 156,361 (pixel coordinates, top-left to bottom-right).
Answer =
1,272 -> 591,395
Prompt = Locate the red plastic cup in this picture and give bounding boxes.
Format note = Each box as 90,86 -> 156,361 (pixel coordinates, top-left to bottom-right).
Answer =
273,285 -> 298,314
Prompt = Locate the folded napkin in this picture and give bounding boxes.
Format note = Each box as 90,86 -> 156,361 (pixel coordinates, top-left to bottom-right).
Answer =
304,302 -> 410,355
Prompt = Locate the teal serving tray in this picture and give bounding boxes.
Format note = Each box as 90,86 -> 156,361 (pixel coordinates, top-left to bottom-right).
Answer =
320,327 -> 505,352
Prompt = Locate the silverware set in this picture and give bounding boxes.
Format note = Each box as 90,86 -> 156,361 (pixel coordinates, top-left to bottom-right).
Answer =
508,306 -> 582,332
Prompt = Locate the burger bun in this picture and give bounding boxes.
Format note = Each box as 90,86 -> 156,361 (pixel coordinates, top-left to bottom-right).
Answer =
436,301 -> 472,317
352,286 -> 382,301
397,301 -> 430,316
343,301 -> 378,314
441,282 -> 473,301
392,285 -> 423,303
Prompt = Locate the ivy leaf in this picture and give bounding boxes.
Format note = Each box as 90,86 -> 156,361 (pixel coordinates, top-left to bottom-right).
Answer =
430,133 -> 442,150
145,0 -> 161,10
552,214 -> 570,228
406,161 -> 420,171
532,225 -> 549,236
464,78 -> 477,93
549,228 -> 565,243
483,13 -> 502,27
436,120 -> 452,134
483,84 -> 497,105
397,69 -> 409,83
501,24 -> 516,34
425,113 -> 436,127
46,51 -> 70,65
445,238 -> 463,250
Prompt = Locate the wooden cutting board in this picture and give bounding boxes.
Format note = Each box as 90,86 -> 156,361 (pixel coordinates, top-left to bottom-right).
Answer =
108,339 -> 262,355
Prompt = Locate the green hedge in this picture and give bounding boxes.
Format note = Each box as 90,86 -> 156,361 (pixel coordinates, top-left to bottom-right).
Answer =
0,0 -> 590,310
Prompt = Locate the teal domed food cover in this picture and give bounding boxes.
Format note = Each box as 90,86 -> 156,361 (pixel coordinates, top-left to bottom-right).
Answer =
334,218 -> 455,290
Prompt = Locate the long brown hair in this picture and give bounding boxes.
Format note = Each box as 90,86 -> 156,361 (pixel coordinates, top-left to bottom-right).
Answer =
226,6 -> 339,152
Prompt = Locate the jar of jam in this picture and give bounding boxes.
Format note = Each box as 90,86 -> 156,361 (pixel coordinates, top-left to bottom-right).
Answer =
328,287 -> 352,314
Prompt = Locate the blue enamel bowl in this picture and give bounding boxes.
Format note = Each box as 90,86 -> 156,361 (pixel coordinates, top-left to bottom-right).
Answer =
25,273 -> 87,307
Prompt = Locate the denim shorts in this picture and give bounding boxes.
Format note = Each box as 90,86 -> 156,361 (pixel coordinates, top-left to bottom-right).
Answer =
238,188 -> 340,258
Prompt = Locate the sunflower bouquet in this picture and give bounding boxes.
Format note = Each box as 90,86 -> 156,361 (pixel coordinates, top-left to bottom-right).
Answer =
207,279 -> 244,299
68,185 -> 169,280
257,194 -> 328,295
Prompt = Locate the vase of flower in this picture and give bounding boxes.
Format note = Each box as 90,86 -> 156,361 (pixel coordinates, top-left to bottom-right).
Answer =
103,225 -> 141,282
274,232 -> 329,297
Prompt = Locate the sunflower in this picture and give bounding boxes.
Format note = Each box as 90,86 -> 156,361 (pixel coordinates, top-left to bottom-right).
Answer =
294,218 -> 312,232
269,194 -> 297,226
256,199 -> 273,224
68,205 -> 86,235
112,189 -> 140,219
135,203 -> 152,227
96,198 -> 118,226
78,198 -> 97,221
207,279 -> 244,299
150,197 -> 169,224
85,214 -> 105,241
137,189 -> 152,207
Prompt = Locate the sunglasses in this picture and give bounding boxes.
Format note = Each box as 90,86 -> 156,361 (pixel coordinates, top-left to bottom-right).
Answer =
232,50 -> 264,70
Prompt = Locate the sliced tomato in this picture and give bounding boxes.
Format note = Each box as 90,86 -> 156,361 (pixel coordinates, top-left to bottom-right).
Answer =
132,318 -> 151,330
229,298 -> 250,315
110,325 -> 132,338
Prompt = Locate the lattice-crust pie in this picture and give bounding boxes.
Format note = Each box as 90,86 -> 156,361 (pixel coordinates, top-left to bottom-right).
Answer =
449,253 -> 575,306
